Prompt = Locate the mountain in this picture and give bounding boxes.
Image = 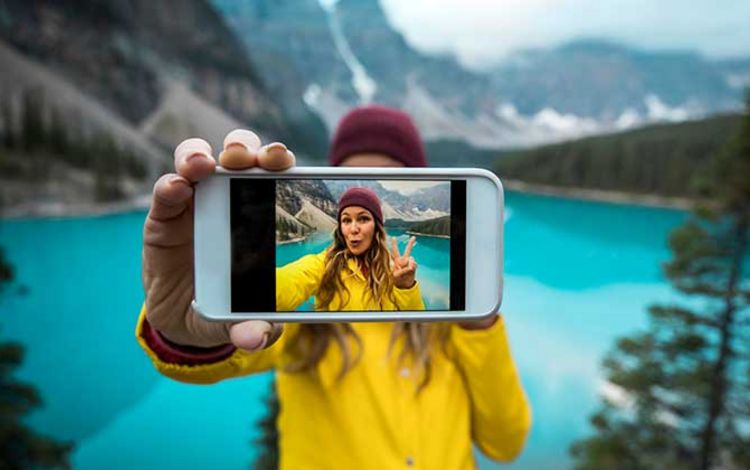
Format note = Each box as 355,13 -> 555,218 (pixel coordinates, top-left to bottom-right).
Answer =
0,0 -> 288,146
212,1 -> 750,151
490,39 -> 748,128
0,0 -> 330,213
276,205 -> 314,242
213,0 -> 519,149
494,112 -> 743,199
277,179 -> 337,217
324,180 -> 450,219
275,179 -> 337,240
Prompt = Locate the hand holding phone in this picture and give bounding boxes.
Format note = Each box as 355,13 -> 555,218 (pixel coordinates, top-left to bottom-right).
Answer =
141,130 -> 292,351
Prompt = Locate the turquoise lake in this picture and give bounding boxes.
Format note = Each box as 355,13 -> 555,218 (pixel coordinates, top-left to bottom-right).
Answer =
0,192 -> 686,469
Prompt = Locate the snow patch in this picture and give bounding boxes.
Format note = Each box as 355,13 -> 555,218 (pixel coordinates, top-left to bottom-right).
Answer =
644,94 -> 690,122
303,83 -> 322,109
317,0 -> 340,12
378,180 -> 444,195
381,200 -> 447,222
302,84 -> 351,133
614,108 -> 642,130
323,3 -> 377,104
495,102 -> 603,143
533,108 -> 600,134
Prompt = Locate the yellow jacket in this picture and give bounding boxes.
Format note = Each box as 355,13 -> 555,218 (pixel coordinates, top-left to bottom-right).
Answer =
276,251 -> 425,311
136,252 -> 531,469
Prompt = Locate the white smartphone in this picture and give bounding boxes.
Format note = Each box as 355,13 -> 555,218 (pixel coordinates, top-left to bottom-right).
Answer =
193,166 -> 504,322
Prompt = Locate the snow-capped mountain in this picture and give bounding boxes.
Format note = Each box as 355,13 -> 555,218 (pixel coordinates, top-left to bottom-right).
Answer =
213,0 -> 750,150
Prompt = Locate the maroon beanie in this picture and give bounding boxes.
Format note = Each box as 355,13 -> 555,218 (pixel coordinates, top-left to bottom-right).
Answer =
329,105 -> 427,167
338,187 -> 383,225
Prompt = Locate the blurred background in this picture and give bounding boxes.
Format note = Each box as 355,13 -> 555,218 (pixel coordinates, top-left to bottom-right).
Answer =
0,0 -> 748,469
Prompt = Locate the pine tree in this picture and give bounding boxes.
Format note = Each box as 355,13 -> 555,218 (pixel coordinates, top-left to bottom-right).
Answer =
0,247 -> 73,468
251,379 -> 279,470
570,93 -> 750,469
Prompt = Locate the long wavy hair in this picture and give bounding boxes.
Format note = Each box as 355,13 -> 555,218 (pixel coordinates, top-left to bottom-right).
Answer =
283,215 -> 450,391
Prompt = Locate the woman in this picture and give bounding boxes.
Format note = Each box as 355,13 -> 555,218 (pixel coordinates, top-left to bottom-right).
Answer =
137,106 -> 531,470
277,186 -> 423,313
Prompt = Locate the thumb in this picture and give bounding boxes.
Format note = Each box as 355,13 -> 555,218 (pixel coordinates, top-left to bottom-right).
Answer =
229,321 -> 283,351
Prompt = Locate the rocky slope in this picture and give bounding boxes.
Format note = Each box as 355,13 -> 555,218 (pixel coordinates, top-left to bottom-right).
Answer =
0,0 -> 329,214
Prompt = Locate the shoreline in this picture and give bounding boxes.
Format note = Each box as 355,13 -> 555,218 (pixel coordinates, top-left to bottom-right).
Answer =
277,235 -> 308,245
1,181 -> 699,220
406,231 -> 450,239
0,194 -> 152,220
502,179 -> 695,210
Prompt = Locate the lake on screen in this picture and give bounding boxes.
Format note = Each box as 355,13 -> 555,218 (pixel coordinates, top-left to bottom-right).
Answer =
0,192 -> 685,469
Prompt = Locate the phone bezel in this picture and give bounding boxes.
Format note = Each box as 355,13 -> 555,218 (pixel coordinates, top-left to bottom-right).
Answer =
193,166 -> 504,322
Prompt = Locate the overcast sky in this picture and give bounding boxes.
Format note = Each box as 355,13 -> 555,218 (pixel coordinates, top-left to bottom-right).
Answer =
377,0 -> 750,69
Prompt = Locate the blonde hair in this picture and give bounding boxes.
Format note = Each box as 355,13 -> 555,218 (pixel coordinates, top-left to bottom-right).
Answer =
283,218 -> 450,390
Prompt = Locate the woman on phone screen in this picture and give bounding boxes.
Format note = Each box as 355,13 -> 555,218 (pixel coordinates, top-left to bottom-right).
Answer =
276,186 -> 424,313
137,105 -> 532,470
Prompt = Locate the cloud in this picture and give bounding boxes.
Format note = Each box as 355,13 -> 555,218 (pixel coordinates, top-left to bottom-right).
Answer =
380,0 -> 750,69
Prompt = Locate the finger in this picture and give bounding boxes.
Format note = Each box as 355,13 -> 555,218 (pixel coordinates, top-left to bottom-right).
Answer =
403,236 -> 416,259
174,138 -> 216,182
229,321 -> 283,351
147,173 -> 193,222
219,129 -> 261,170
408,257 -> 417,272
258,142 -> 295,171
390,236 -> 401,259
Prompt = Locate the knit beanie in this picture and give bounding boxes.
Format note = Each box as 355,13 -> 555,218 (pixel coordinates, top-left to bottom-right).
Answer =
337,187 -> 383,225
329,105 -> 427,167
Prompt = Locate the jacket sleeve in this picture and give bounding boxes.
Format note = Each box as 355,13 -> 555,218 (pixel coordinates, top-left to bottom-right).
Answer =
391,281 -> 426,310
135,305 -> 279,384
276,252 -> 326,311
449,315 -> 532,462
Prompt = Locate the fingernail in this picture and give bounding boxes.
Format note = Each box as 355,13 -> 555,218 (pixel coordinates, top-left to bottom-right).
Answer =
186,152 -> 207,162
265,142 -> 287,154
225,142 -> 247,151
224,129 -> 261,152
252,332 -> 269,351
169,176 -> 187,187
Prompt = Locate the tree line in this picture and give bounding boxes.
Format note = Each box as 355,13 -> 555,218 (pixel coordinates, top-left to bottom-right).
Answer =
0,91 -> 148,202
495,113 -> 743,199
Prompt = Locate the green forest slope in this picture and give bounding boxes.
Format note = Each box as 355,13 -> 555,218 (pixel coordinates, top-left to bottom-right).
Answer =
494,113 -> 742,199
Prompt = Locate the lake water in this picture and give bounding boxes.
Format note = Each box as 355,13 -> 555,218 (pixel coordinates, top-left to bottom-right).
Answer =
0,192 -> 685,469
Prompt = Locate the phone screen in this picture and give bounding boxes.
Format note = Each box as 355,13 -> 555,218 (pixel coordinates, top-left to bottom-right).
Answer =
230,178 -> 466,313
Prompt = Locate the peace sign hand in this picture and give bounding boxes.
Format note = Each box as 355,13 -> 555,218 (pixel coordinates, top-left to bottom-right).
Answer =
390,236 -> 418,289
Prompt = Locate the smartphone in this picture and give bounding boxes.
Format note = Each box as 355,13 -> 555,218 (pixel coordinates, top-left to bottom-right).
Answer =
192,167 -> 504,322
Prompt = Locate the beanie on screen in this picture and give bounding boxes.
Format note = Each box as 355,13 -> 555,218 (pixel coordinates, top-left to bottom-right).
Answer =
337,187 -> 384,225
328,105 -> 427,167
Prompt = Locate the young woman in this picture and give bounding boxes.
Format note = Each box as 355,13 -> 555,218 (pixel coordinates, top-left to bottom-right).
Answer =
137,106 -> 531,470
277,186 -> 424,313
